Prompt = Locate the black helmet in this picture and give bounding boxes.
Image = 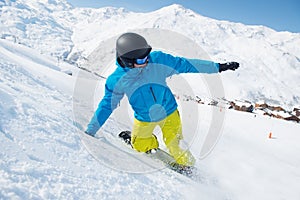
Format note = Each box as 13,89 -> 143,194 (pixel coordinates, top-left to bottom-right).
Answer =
116,32 -> 152,68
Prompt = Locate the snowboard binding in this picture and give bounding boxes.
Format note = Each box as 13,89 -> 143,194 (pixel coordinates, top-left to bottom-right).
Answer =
118,131 -> 132,145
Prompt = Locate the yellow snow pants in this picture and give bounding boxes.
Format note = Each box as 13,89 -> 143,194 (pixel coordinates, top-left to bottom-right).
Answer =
131,109 -> 195,166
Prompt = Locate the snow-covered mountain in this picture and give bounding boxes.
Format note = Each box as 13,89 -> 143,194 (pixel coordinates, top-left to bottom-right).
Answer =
1,0 -> 300,109
1,1 -> 300,199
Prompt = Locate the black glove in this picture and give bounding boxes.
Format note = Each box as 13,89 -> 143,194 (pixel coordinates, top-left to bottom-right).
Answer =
84,130 -> 95,137
219,62 -> 239,72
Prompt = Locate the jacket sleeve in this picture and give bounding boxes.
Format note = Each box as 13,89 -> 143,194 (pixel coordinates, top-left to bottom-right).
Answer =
152,51 -> 219,76
86,81 -> 124,135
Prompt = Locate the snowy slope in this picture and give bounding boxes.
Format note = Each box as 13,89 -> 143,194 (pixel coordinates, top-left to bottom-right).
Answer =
1,1 -> 300,199
0,40 -> 202,199
1,39 -> 300,199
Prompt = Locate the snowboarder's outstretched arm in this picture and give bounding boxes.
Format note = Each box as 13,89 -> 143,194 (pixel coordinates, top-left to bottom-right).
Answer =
150,51 -> 239,75
85,83 -> 124,136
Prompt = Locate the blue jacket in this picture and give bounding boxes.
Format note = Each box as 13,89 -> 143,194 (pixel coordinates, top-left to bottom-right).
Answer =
86,51 -> 219,135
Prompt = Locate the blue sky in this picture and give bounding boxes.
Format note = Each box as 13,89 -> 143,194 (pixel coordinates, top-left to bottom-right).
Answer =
67,0 -> 300,33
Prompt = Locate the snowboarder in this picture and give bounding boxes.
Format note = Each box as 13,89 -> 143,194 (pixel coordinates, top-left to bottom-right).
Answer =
85,32 -> 239,168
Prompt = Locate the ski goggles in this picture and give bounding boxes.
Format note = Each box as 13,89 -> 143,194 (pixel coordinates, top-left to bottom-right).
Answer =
119,55 -> 149,68
135,56 -> 148,65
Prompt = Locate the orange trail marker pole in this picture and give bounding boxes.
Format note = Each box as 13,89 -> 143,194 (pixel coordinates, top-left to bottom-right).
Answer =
268,132 -> 272,139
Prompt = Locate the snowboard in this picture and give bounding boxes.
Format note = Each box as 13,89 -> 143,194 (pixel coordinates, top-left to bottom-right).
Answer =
118,130 -> 195,178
